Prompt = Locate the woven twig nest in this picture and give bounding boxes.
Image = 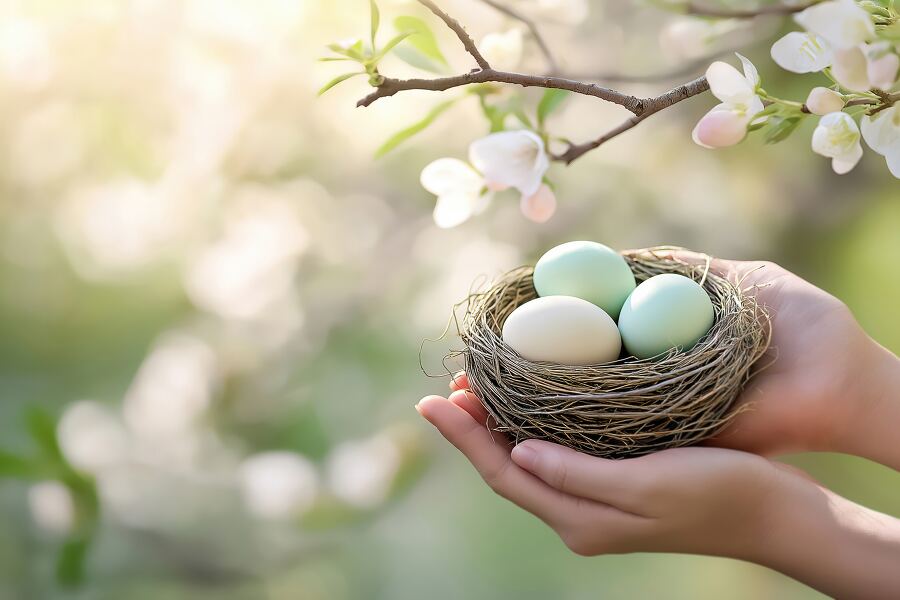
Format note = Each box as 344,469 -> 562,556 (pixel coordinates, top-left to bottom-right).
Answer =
458,247 -> 770,459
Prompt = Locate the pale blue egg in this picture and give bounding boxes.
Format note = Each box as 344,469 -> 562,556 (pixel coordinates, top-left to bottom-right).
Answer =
533,241 -> 636,320
618,273 -> 714,359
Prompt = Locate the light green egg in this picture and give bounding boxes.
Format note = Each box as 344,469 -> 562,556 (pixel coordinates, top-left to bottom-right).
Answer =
533,241 -> 636,320
618,273 -> 715,359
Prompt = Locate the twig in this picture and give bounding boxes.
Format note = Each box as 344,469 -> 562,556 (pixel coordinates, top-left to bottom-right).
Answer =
478,0 -> 559,73
358,69 -> 644,112
554,76 -> 710,164
683,1 -> 817,18
418,0 -> 491,70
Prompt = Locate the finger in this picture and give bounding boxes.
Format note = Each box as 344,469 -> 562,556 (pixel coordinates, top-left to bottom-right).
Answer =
449,371 -> 470,391
448,389 -> 512,449
416,396 -> 575,523
510,439 -> 648,513
448,389 -> 490,427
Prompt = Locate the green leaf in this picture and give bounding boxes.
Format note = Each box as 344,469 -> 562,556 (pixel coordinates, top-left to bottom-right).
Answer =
392,46 -> 445,74
327,39 -> 365,60
317,72 -> 365,96
56,535 -> 92,588
478,95 -> 507,132
393,16 -> 448,66
373,31 -> 414,61
762,114 -> 804,144
369,0 -> 380,50
0,450 -> 36,479
318,57 -> 355,62
537,89 -> 570,126
375,99 -> 458,157
27,407 -> 63,462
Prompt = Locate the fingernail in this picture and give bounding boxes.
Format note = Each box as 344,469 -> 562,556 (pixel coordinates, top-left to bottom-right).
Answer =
511,444 -> 537,468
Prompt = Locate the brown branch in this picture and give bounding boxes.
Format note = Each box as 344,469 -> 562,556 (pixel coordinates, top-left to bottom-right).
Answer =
478,0 -> 559,73
683,1 -> 817,18
358,69 -> 645,112
418,0 -> 491,70
554,76 -> 711,164
357,1 -> 712,165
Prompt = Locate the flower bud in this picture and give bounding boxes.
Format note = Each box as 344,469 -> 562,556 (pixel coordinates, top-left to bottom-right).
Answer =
805,87 -> 844,116
519,184 -> 556,223
867,52 -> 899,90
692,110 -> 747,148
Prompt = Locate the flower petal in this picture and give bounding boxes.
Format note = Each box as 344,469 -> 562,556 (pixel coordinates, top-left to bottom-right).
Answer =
519,184 -> 557,223
432,191 -> 480,228
831,46 -> 870,92
468,130 -> 548,197
692,107 -> 749,148
770,32 -> 833,73
861,106 -> 900,156
705,61 -> 754,104
794,0 -> 874,50
736,53 -> 760,88
885,150 -> 900,179
831,142 -> 862,174
866,52 -> 899,91
420,158 -> 483,196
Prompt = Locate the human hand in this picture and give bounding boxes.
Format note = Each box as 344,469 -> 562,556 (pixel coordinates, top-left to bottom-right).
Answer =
658,251 -> 900,467
416,392 -> 900,598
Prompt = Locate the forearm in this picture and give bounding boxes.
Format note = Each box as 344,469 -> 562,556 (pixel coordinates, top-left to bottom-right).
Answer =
835,342 -> 900,470
759,482 -> 900,598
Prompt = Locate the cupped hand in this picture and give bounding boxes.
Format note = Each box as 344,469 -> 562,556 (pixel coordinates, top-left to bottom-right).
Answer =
416,392 -> 792,559
416,392 -> 900,598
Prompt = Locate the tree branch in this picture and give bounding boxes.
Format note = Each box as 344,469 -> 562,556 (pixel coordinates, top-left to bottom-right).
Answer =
357,1 -> 713,164
478,0 -> 559,73
554,76 -> 711,164
358,69 -> 644,112
683,1 -> 817,18
418,0 -> 491,70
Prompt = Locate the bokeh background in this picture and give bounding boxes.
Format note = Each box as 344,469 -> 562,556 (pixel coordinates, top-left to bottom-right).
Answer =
0,0 -> 898,598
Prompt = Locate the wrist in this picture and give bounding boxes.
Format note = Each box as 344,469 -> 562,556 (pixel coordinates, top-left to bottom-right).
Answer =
831,341 -> 900,468
757,479 -> 900,598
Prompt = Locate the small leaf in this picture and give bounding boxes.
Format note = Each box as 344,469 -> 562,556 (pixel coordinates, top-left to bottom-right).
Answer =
327,39 -> 365,60
537,89 -> 570,126
0,450 -> 36,479
394,16 -> 448,65
56,535 -> 92,587
369,0 -> 380,50
393,46 -> 445,74
318,57 -> 355,62
27,407 -> 63,462
317,72 -> 365,96
761,114 -> 804,144
373,31 -> 414,61
376,99 -> 458,157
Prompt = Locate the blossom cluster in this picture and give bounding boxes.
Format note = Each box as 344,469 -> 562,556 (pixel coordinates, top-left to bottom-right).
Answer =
693,0 -> 899,177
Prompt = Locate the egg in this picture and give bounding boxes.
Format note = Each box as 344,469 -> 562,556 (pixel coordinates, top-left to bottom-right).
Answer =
533,241 -> 636,320
502,296 -> 621,365
618,273 -> 715,359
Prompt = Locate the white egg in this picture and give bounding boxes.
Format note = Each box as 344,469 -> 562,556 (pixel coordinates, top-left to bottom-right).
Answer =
501,296 -> 621,366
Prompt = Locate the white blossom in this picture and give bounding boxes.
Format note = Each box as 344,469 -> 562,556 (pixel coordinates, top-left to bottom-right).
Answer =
794,0 -> 874,50
692,54 -> 763,149
420,158 -> 489,228
468,130 -> 549,197
479,29 -> 523,71
28,482 -> 75,535
861,106 -> 900,178
811,111 -> 863,174
238,452 -> 318,520
805,87 -> 845,116
770,32 -> 833,73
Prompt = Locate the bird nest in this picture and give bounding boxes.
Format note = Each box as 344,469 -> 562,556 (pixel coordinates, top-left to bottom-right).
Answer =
456,247 -> 771,459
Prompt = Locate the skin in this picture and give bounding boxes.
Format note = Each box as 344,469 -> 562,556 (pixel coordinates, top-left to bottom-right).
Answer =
417,255 -> 900,597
